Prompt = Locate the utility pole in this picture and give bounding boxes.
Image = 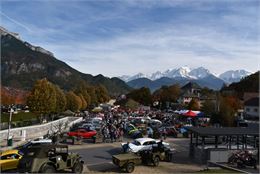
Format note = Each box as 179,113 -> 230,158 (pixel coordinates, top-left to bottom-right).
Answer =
7,106 -> 14,146
215,92 -> 220,112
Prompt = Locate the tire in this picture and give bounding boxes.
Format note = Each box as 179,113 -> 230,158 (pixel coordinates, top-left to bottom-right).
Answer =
237,161 -> 244,169
92,136 -> 96,144
72,161 -> 83,173
40,164 -> 56,173
153,156 -> 160,167
125,162 -> 135,173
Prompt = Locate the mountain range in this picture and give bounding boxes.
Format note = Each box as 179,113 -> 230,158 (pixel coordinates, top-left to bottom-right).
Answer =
119,67 -> 252,91
1,27 -> 131,96
1,26 -> 253,95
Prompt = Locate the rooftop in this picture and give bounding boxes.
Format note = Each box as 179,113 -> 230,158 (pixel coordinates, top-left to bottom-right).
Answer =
186,127 -> 259,136
244,97 -> 259,107
181,82 -> 201,90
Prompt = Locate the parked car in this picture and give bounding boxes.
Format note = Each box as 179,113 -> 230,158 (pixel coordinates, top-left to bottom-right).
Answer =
159,126 -> 178,137
121,138 -> 169,153
16,138 -> 52,153
18,144 -> 84,173
149,119 -> 162,128
127,124 -> 139,135
79,123 -> 96,130
67,129 -> 97,139
0,150 -> 23,171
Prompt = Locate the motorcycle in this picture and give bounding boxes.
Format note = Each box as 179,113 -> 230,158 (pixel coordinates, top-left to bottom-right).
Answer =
228,151 -> 242,164
229,150 -> 257,169
236,151 -> 257,169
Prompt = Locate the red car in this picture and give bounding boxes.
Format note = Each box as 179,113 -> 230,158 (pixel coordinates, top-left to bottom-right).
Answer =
67,129 -> 97,138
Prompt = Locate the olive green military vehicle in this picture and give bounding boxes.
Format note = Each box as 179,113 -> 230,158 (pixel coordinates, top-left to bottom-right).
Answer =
18,144 -> 84,173
112,149 -> 165,173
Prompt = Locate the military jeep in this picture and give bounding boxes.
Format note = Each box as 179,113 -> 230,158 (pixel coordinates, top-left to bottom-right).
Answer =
112,149 -> 166,173
18,144 -> 84,173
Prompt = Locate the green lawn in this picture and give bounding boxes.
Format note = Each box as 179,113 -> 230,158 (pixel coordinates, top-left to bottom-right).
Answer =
1,112 -> 39,122
198,169 -> 240,173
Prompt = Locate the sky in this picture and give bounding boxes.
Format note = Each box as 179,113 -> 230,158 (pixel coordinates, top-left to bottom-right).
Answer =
1,0 -> 259,77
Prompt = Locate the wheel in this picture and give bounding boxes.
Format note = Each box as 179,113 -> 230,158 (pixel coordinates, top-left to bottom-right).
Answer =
40,164 -> 56,173
153,156 -> 160,167
72,161 -> 83,173
92,136 -> 96,143
237,161 -> 244,168
125,162 -> 135,173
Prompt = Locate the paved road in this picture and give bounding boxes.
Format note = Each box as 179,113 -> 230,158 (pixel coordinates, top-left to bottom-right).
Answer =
71,145 -> 121,165
70,144 -> 122,172
70,138 -> 191,172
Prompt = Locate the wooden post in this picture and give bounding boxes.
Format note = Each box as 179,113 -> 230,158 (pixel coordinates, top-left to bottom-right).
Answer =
237,135 -> 239,150
254,136 -> 256,148
196,134 -> 198,146
229,136 -> 232,150
242,135 -> 245,150
202,136 -> 205,149
215,136 -> 218,148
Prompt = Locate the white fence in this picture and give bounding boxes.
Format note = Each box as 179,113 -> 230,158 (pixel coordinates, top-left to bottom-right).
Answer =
0,117 -> 83,141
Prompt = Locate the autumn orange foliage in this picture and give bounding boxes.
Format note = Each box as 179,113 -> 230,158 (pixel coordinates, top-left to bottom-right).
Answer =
1,86 -> 29,105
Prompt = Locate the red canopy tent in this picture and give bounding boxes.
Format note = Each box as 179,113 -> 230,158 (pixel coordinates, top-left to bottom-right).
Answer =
183,110 -> 197,117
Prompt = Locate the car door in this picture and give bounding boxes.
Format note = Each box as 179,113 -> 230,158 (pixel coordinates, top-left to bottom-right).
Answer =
1,153 -> 20,171
1,154 -> 12,171
89,130 -> 96,138
142,141 -> 152,150
9,154 -> 21,170
82,130 -> 90,138
78,130 -> 86,138
148,141 -> 157,149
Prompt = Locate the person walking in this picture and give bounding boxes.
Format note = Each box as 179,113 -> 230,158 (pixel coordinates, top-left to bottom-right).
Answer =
162,127 -> 167,140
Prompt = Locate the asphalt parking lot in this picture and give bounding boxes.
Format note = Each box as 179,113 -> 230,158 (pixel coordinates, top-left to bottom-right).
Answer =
69,138 -> 205,173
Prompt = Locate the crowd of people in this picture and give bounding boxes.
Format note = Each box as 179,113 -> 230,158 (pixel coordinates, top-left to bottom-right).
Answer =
83,108 -> 211,144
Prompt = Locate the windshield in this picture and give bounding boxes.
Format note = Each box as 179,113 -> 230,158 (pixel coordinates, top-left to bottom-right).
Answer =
132,140 -> 141,146
21,142 -> 32,148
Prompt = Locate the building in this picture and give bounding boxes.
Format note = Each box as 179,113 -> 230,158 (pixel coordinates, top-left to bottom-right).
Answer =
181,82 -> 201,96
244,97 -> 259,121
178,82 -> 202,106
243,92 -> 259,102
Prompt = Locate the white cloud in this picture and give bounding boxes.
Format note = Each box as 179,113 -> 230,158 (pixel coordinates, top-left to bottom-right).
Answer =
40,19 -> 259,77
2,0 -> 259,77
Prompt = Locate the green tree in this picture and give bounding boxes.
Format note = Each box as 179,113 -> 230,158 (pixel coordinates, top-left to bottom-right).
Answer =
54,85 -> 66,113
78,93 -> 87,110
153,84 -> 180,108
27,78 -> 56,115
209,95 -> 240,126
201,100 -> 216,116
127,87 -> 152,106
95,85 -> 110,103
125,99 -> 139,110
187,99 -> 200,110
66,91 -> 82,112
74,81 -> 91,106
86,86 -> 98,106
219,99 -> 235,127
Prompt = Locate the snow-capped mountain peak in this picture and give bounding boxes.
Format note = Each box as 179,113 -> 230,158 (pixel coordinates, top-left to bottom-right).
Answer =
118,67 -> 252,83
150,71 -> 163,80
164,66 -> 191,78
189,67 -> 211,79
219,70 -> 251,84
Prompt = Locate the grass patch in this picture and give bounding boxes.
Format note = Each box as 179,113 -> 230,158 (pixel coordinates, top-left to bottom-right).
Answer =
1,112 -> 39,122
198,168 -> 240,173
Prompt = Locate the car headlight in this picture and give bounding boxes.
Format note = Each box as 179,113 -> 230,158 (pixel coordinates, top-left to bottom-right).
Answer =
57,156 -> 61,161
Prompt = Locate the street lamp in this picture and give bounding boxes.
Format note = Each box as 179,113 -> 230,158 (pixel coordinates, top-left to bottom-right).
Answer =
7,106 -> 14,146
